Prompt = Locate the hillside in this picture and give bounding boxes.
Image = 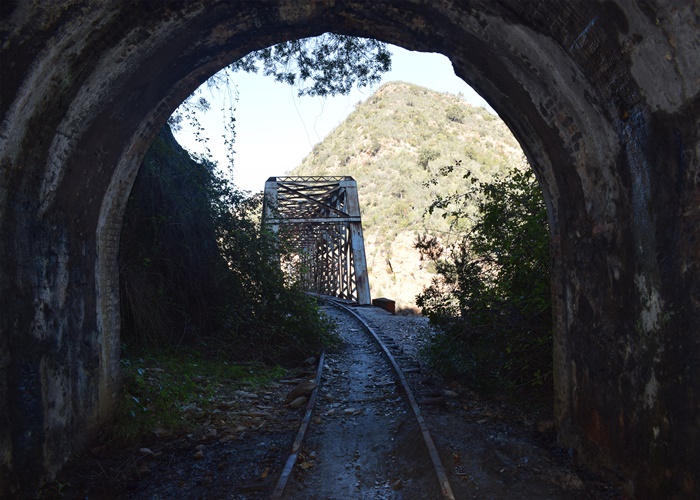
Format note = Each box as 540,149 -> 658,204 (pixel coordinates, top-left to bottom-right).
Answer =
291,81 -> 526,310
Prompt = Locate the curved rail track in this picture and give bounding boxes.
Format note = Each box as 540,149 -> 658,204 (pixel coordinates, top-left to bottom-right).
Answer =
272,298 -> 455,499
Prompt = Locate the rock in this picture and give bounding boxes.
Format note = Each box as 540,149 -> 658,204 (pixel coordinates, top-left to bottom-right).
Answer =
443,390 -> 459,398
180,403 -> 203,415
193,451 -> 204,460
392,479 -> 403,490
375,380 -> 395,387
151,428 -> 173,438
247,410 -> 270,417
235,390 -> 259,399
287,396 -> 308,408
279,379 -> 304,385
284,380 -> 317,404
557,472 -> 584,490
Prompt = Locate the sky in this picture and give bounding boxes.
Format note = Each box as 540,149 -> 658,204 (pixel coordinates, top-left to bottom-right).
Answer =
173,44 -> 493,193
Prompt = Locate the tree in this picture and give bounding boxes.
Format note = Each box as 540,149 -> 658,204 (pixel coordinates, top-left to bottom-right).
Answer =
416,163 -> 552,399
168,34 -> 392,170
230,34 -> 391,97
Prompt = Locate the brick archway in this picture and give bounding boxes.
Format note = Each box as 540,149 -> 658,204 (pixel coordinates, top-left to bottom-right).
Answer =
1,1 -> 698,495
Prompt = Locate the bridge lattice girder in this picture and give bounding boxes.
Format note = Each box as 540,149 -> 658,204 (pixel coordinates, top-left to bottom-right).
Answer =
262,176 -> 371,305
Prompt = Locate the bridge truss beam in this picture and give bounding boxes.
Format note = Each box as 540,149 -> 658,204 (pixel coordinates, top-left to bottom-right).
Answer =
262,176 -> 371,305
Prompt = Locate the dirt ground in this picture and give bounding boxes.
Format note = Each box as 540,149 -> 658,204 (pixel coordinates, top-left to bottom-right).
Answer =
351,306 -> 621,499
46,305 -> 621,499
46,380 -> 304,499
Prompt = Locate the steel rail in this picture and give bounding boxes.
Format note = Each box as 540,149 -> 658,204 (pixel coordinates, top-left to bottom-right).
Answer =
270,351 -> 326,499
326,299 -> 456,500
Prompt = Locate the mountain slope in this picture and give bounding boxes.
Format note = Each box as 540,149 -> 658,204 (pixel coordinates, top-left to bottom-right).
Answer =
291,81 -> 525,309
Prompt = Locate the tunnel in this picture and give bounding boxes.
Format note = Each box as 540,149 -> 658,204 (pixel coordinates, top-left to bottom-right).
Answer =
1,1 -> 699,496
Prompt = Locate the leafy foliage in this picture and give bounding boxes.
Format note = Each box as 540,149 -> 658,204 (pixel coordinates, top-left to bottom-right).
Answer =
119,128 -> 225,344
231,34 -> 391,97
119,126 -> 336,364
416,165 -> 552,400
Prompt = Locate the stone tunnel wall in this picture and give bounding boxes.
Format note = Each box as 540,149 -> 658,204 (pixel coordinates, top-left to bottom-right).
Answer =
0,1 -> 698,496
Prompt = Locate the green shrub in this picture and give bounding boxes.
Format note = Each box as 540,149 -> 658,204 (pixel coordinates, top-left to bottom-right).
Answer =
445,104 -> 466,123
417,147 -> 441,169
417,166 -> 551,400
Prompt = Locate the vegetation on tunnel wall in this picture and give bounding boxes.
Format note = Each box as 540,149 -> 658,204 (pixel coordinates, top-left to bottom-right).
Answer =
119,126 -> 336,364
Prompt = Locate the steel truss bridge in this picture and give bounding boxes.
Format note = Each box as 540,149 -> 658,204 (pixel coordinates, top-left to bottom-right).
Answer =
262,176 -> 371,305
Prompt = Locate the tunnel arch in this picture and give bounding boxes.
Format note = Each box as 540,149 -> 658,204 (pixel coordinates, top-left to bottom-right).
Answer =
1,1 -> 698,496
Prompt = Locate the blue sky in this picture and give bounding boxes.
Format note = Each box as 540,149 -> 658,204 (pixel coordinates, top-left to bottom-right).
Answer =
173,44 -> 493,193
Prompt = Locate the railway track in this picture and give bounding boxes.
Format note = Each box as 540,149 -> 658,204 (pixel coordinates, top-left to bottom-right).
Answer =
51,298 -> 618,499
272,299 -> 455,499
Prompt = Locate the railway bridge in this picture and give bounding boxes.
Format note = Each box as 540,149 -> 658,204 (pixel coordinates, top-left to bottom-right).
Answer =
1,1 -> 699,496
262,176 -> 371,306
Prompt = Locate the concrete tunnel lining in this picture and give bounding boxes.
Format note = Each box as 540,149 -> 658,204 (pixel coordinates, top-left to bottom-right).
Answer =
1,1 -> 698,496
